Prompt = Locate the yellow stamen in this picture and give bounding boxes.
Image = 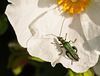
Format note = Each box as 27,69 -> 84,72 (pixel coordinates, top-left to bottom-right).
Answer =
57,0 -> 64,5
57,0 -> 90,14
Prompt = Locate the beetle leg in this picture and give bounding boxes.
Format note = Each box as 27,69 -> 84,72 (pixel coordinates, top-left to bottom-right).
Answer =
72,46 -> 78,53
69,39 -> 77,43
73,39 -> 77,43
66,52 -> 72,59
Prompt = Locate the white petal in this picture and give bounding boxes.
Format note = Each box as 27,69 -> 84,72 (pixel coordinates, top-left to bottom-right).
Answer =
27,38 -> 60,62
93,57 -> 100,76
5,0 -> 57,47
27,12 -> 99,72
80,3 -> 100,54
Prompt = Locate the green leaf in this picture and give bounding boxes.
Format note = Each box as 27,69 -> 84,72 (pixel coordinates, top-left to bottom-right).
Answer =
66,68 -> 94,76
83,68 -> 94,76
74,73 -> 82,76
66,69 -> 82,76
0,14 -> 8,35
68,69 -> 74,76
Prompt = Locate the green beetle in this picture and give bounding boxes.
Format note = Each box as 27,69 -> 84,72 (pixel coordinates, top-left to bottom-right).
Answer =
46,33 -> 80,64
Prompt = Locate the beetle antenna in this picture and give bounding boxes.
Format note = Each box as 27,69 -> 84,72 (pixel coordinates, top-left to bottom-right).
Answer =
45,34 -> 58,37
59,18 -> 65,37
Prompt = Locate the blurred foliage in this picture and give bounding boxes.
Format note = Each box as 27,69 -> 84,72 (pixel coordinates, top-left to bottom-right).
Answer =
8,42 -> 28,75
8,42 -> 44,75
66,69 -> 94,76
0,14 -> 8,35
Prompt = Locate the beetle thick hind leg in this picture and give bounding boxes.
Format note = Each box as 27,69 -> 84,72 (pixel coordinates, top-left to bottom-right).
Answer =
72,46 -> 78,53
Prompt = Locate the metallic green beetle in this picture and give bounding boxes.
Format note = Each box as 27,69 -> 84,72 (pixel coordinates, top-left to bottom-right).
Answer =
46,33 -> 80,64
57,35 -> 80,61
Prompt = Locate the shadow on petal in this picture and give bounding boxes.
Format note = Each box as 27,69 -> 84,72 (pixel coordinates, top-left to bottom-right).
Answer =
86,2 -> 100,26
69,15 -> 85,39
68,15 -> 93,52
86,35 -> 100,52
61,12 -> 72,19
52,38 -> 65,55
53,38 -> 68,56
38,0 -> 57,8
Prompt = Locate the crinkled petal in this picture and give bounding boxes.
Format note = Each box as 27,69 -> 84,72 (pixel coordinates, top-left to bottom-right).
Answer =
80,3 -> 100,54
5,0 -> 57,47
93,57 -> 100,76
27,11 -> 99,72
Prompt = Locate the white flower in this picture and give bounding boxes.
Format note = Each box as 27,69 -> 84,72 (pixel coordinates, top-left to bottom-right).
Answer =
5,0 -> 100,73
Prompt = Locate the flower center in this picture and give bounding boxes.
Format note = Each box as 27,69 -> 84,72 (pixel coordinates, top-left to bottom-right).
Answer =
57,0 -> 90,14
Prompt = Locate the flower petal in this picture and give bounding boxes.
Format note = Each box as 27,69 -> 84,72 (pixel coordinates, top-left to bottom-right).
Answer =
5,0 -> 57,47
80,6 -> 100,54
